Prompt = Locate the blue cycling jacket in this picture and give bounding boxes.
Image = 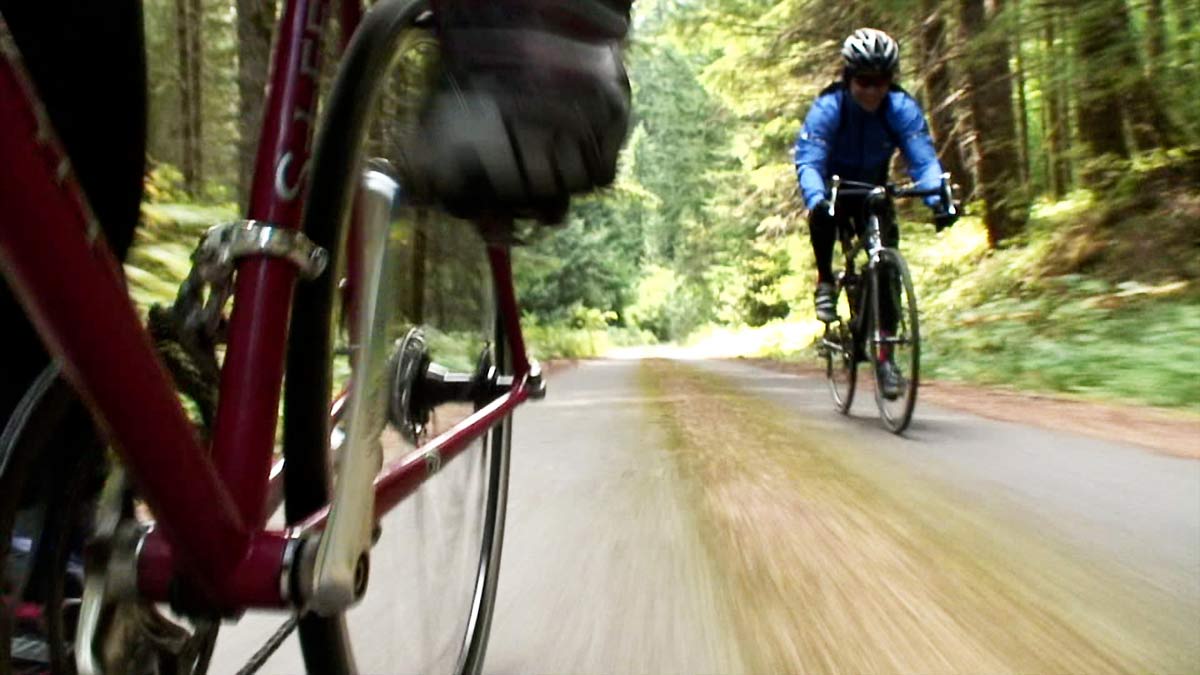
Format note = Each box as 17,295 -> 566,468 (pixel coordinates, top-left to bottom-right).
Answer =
793,83 -> 945,211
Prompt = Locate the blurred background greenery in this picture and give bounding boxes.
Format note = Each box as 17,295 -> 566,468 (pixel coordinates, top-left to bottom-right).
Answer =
129,0 -> 1199,409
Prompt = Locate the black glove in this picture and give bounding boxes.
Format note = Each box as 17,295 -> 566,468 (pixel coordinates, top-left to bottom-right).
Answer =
809,199 -> 834,225
933,208 -> 959,232
410,0 -> 633,224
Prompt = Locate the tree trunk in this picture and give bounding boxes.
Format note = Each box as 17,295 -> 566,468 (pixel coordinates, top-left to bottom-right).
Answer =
1145,0 -> 1166,72
1071,0 -> 1129,159
175,0 -> 197,194
957,0 -> 1028,246
1109,0 -> 1176,151
1013,0 -> 1031,187
1043,14 -> 1071,198
237,0 -> 276,207
1173,0 -> 1196,76
1169,0 -> 1199,139
1072,0 -> 1176,157
919,0 -> 975,198
187,0 -> 203,191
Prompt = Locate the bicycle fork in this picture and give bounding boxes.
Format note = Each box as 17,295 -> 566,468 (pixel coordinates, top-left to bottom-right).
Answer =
863,211 -> 889,365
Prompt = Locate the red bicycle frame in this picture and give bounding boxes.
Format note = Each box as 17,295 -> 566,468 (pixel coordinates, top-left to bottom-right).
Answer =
0,0 -> 532,610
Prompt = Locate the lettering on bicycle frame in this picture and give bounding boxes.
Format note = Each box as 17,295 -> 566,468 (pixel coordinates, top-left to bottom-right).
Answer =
274,3 -> 326,203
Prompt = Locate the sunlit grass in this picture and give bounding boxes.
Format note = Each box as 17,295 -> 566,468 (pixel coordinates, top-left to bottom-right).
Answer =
682,318 -> 823,360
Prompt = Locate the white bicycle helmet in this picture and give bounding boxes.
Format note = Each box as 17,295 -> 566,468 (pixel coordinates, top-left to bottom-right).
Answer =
841,28 -> 900,76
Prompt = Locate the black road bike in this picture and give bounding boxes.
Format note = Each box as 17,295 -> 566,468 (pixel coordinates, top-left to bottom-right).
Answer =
818,174 -> 957,433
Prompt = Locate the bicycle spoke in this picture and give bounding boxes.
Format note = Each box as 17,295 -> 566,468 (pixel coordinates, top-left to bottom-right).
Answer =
235,615 -> 299,675
823,273 -> 858,413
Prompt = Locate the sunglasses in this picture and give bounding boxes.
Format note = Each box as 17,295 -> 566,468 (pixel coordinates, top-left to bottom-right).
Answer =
852,74 -> 892,89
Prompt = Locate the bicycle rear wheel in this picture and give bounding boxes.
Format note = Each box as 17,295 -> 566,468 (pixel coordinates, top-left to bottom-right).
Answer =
868,248 -> 920,433
280,2 -> 510,673
0,371 -> 93,675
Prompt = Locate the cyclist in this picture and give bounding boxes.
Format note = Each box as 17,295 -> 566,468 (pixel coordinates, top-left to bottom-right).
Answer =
792,27 -> 956,398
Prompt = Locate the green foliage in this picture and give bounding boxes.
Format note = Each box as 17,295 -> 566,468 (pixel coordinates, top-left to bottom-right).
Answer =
144,163 -> 189,204
925,286 -> 1200,410
627,39 -> 737,263
513,193 -> 646,325
906,160 -> 1200,409
521,314 -> 656,361
738,241 -> 792,326
691,150 -> 1200,409
625,266 -> 715,340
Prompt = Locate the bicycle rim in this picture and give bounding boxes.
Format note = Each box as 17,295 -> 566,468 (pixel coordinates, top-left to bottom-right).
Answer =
276,2 -> 509,671
869,249 -> 920,433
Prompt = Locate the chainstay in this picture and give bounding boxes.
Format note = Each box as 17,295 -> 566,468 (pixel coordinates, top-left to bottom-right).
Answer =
235,614 -> 299,675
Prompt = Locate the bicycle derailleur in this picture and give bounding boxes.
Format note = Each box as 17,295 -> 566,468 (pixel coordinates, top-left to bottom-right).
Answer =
73,467 -> 218,675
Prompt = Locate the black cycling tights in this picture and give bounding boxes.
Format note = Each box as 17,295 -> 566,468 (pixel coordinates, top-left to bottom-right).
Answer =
809,195 -> 899,281
0,1 -> 146,428
809,195 -> 902,333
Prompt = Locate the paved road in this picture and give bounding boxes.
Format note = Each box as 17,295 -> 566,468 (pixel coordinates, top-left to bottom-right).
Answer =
689,358 -> 1200,612
211,357 -> 1200,673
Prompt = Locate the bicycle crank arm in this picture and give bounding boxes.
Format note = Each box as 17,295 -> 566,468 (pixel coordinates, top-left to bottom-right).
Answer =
305,163 -> 401,616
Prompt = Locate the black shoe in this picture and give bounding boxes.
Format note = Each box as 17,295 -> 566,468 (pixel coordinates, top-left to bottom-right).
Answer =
814,282 -> 837,323
407,2 -> 631,224
877,360 -> 906,400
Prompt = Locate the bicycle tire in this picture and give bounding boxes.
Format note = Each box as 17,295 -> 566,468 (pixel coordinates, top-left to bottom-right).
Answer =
0,370 -> 103,675
282,0 -> 510,672
868,248 -> 920,433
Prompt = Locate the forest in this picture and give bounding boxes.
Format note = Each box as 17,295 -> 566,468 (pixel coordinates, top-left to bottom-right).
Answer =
130,0 -> 1200,409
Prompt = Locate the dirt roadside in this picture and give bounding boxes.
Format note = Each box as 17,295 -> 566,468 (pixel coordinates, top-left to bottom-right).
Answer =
733,357 -> 1200,459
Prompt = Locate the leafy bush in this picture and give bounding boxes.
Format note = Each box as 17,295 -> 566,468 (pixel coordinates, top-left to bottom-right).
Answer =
519,311 -> 657,360
737,242 -> 792,326
522,316 -> 606,360
626,266 -> 714,341
143,162 -> 189,204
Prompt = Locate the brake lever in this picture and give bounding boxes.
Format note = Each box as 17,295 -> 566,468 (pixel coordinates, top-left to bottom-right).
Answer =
940,172 -> 957,216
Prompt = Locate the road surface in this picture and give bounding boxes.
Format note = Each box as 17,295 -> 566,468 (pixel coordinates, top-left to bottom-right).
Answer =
211,357 -> 1200,674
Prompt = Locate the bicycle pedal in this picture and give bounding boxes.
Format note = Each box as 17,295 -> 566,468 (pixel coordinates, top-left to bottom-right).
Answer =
528,361 -> 547,400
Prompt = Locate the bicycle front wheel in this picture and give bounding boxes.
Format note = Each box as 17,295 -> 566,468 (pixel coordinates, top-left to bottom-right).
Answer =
280,1 -> 510,673
821,282 -> 857,413
868,248 -> 920,433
